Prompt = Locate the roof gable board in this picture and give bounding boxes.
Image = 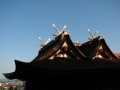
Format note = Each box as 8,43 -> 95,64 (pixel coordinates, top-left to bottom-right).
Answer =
78,36 -> 101,59
97,39 -> 120,62
78,36 -> 119,62
31,31 -> 85,63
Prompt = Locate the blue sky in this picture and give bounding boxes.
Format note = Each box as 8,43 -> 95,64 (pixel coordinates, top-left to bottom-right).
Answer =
0,0 -> 120,79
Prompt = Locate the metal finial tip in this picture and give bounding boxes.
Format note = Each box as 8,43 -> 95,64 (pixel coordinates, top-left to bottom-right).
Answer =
88,28 -> 90,32
52,24 -> 55,27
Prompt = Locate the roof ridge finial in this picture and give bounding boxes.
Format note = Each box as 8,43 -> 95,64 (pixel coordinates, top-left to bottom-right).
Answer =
87,28 -> 98,41
52,24 -> 61,34
52,24 -> 67,36
38,37 -> 50,47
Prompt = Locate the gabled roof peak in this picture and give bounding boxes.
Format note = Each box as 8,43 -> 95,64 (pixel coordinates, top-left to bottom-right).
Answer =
99,36 -> 104,40
62,30 -> 69,35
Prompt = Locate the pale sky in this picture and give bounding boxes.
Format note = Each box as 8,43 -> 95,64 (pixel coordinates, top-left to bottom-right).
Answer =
0,0 -> 120,79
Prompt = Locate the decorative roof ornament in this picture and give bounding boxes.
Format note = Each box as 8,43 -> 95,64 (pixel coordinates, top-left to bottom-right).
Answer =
38,37 -> 50,47
87,29 -> 98,41
74,40 -> 81,46
52,24 -> 67,36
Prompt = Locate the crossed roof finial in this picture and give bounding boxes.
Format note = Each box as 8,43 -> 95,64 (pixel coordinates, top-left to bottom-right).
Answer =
87,28 -> 98,41
38,37 -> 50,47
52,24 -> 67,36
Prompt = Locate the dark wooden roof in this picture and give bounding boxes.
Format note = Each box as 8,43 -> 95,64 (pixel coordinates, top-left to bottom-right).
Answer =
77,36 -> 120,62
3,30 -> 120,81
31,31 -> 86,63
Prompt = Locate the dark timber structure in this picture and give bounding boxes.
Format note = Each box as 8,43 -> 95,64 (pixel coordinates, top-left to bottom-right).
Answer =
3,26 -> 120,90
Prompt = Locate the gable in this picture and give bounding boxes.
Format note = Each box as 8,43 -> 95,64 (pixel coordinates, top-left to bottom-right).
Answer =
31,31 -> 85,63
77,36 -> 119,62
77,36 -> 101,59
48,41 -> 82,61
94,39 -> 119,62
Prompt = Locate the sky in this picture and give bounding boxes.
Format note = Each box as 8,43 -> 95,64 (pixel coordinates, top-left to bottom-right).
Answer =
0,0 -> 120,79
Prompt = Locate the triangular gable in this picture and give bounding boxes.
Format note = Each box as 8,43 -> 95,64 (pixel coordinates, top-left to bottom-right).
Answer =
93,38 -> 120,62
31,31 -> 86,63
77,36 -> 119,62
77,36 -> 101,59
